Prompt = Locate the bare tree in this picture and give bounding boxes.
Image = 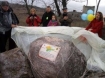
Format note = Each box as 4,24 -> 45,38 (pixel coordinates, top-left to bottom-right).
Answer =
84,0 -> 101,13
24,0 -> 30,14
96,0 -> 101,13
62,0 -> 69,8
31,0 -> 35,8
21,0 -> 70,16
54,0 -> 61,16
19,0 -> 36,14
53,0 -> 70,16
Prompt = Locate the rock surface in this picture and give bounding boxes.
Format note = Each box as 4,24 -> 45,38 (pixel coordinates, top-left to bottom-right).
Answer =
0,48 -> 33,78
102,27 -> 105,40
84,71 -> 105,78
28,36 -> 87,78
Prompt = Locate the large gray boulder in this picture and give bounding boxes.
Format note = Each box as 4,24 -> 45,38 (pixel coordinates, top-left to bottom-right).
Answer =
28,36 -> 87,78
0,48 -> 33,78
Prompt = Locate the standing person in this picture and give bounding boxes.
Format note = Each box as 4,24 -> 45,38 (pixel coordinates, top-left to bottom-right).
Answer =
41,6 -> 54,27
0,1 -> 19,53
80,12 -> 103,42
59,7 -> 72,26
26,8 -> 41,26
85,12 -> 103,38
47,14 -> 59,26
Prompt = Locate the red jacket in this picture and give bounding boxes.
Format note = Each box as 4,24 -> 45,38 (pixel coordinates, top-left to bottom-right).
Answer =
26,15 -> 41,26
86,19 -> 103,37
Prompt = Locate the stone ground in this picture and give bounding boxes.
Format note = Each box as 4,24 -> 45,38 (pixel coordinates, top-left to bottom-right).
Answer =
0,70 -> 105,78
85,71 -> 105,78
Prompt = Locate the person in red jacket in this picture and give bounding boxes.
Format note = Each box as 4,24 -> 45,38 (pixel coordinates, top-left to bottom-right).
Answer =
85,12 -> 103,37
80,12 -> 103,42
26,8 -> 41,26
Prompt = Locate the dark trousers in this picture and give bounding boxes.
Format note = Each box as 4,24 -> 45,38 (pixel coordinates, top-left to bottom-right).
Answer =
0,30 -> 16,53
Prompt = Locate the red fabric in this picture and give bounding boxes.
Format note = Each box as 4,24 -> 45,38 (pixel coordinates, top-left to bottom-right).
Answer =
26,16 -> 41,26
85,19 -> 103,37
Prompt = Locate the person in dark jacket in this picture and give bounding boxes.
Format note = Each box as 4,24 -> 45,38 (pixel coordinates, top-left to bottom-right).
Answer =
41,6 -> 54,27
59,7 -> 72,26
60,13 -> 70,26
0,1 -> 19,53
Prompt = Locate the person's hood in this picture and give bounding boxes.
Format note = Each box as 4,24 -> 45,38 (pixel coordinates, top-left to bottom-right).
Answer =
0,6 -> 13,13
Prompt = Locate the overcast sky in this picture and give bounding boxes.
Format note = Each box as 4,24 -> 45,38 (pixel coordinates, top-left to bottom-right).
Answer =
67,0 -> 105,15
1,0 -> 105,15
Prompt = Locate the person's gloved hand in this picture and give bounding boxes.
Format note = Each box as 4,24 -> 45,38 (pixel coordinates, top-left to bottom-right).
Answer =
79,35 -> 87,42
29,16 -> 33,19
11,24 -> 17,28
63,16 -> 68,20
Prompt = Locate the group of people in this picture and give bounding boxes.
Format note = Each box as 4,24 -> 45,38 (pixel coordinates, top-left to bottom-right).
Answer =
26,6 -> 73,27
0,1 -> 104,53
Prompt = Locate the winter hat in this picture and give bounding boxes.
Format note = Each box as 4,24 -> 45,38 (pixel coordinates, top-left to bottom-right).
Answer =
1,1 -> 9,6
62,7 -> 67,10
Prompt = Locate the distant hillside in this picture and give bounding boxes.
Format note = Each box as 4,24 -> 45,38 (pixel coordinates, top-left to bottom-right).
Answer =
10,3 -> 46,15
9,3 -> 46,26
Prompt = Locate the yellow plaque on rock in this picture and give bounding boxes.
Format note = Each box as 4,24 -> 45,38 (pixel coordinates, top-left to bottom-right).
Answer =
39,43 -> 61,62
